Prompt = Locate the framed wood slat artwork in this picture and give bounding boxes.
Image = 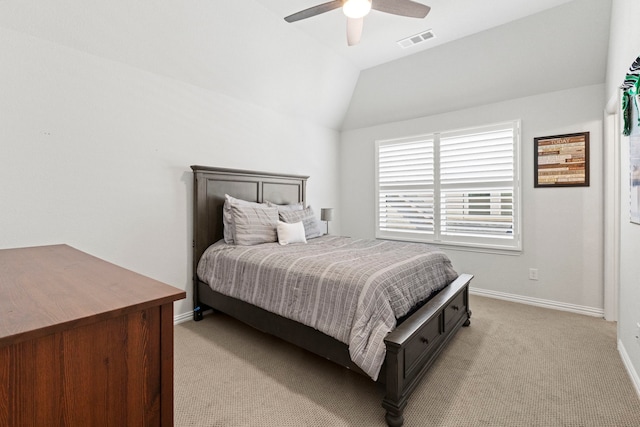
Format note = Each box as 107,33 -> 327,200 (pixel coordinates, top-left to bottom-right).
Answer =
534,132 -> 590,188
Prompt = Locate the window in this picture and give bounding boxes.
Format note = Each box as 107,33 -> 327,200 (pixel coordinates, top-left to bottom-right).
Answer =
376,121 -> 521,251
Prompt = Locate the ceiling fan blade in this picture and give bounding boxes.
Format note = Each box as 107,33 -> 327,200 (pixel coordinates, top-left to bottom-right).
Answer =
371,0 -> 430,18
284,0 -> 344,23
347,17 -> 364,46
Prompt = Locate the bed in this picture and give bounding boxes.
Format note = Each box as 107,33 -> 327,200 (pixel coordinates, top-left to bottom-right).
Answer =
191,165 -> 473,427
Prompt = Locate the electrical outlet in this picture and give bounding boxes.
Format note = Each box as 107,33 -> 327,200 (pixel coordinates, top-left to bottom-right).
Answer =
528,268 -> 539,281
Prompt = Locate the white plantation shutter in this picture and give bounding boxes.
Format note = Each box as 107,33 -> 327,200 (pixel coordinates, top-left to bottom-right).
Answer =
377,138 -> 435,236
376,122 -> 520,251
439,126 -> 516,243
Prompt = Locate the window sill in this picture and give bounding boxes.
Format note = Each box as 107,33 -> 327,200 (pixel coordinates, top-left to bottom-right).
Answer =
376,235 -> 521,256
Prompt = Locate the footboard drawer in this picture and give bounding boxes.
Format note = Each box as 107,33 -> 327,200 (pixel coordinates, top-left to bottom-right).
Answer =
403,316 -> 441,376
443,291 -> 466,331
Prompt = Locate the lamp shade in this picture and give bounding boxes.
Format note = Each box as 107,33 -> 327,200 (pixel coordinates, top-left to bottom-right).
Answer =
320,208 -> 334,222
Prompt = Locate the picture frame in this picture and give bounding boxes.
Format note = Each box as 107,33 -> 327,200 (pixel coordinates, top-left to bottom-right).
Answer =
534,132 -> 590,188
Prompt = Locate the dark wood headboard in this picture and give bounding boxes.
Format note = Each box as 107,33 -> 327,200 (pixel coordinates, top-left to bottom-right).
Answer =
191,165 -> 308,289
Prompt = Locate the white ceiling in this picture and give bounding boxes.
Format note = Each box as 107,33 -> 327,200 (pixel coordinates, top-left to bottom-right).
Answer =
255,0 -> 576,70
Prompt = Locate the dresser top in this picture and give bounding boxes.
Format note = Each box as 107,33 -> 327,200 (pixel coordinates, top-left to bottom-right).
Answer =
0,244 -> 186,346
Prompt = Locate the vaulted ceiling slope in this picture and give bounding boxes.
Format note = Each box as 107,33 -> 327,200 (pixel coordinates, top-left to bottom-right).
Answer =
341,0 -> 611,130
0,0 -> 359,129
257,0 -> 577,71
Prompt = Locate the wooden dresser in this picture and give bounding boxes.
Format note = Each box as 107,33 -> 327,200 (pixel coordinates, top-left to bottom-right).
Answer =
0,245 -> 186,426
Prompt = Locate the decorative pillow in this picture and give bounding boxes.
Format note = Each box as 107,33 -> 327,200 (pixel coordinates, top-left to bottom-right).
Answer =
223,194 -> 264,244
276,221 -> 307,245
279,206 -> 323,239
230,203 -> 279,246
265,200 -> 304,213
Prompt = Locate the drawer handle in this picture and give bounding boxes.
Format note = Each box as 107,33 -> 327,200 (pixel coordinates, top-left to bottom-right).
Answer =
451,305 -> 460,311
420,337 -> 429,345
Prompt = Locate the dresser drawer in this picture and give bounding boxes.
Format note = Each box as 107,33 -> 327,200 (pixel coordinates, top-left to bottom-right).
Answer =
404,315 -> 442,376
444,291 -> 466,331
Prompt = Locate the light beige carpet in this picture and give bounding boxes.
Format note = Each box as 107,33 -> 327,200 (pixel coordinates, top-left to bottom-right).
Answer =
174,295 -> 640,426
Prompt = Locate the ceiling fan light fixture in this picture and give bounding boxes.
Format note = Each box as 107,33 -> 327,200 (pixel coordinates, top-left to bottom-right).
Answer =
343,0 -> 371,19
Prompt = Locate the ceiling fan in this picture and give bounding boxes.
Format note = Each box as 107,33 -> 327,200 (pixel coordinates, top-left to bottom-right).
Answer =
284,0 -> 431,46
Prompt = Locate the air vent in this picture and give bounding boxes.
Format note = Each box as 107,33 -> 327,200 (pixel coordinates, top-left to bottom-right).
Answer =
397,29 -> 435,49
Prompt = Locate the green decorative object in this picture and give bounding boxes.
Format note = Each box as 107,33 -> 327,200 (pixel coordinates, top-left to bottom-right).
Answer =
621,56 -> 640,136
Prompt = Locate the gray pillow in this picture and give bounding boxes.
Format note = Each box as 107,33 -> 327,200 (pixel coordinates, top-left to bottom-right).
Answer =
223,194 -> 264,244
279,206 -> 323,239
231,203 -> 279,246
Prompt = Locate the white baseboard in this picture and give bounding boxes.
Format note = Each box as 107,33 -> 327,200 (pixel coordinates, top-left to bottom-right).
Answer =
618,339 -> 640,401
174,311 -> 193,325
470,287 -> 604,317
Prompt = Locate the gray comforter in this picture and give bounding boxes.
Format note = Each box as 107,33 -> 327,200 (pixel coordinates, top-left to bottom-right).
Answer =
196,235 -> 458,380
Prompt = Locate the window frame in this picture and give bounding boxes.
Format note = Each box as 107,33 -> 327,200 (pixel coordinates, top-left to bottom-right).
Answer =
375,120 -> 522,252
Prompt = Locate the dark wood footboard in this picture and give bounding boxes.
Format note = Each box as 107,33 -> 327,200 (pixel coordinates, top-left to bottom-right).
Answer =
382,273 -> 473,427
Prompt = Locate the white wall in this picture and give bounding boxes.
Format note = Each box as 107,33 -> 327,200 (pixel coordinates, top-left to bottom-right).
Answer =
340,84 -> 605,312
0,26 -> 342,318
605,0 -> 640,396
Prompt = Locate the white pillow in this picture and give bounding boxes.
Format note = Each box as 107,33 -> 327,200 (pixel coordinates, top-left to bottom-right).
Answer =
276,221 -> 307,245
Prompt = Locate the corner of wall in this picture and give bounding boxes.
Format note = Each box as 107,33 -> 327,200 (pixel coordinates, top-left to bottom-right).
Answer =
618,339 -> 640,400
